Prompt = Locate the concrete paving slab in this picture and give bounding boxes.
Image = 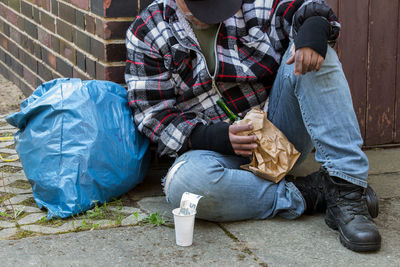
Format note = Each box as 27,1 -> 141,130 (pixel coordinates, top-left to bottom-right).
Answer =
121,213 -> 147,226
222,214 -> 399,267
0,227 -> 17,239
17,213 -> 47,225
0,141 -> 13,148
0,148 -> 18,155
0,187 -> 31,194
0,223 -> 260,266
4,205 -> 42,213
368,172 -> 400,199
137,196 -> 174,221
0,161 -> 22,168
20,225 -> 66,235
0,221 -> 16,228
5,194 -> 32,205
222,169 -> 400,266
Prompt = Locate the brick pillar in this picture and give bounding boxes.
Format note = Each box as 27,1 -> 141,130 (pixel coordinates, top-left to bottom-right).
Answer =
0,0 -> 152,96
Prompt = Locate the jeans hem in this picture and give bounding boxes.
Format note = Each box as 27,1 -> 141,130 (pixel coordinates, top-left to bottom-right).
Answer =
282,181 -> 306,219
326,169 -> 368,188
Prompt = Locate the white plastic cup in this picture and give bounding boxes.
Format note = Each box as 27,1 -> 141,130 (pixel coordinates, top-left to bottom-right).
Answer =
172,208 -> 196,246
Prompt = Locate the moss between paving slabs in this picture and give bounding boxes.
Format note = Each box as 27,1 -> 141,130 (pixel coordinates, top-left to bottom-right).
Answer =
0,166 -> 23,173
0,208 -> 26,222
5,143 -> 16,150
8,180 -> 31,190
38,217 -> 66,228
9,229 -> 41,240
0,192 -> 15,204
0,121 -> 10,127
19,197 -> 36,207
0,152 -> 13,158
0,132 -> 13,138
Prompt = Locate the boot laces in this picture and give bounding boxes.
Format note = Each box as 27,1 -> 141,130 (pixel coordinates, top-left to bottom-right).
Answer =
334,187 -> 370,218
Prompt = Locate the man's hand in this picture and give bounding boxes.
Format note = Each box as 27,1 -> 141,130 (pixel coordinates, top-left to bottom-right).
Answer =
229,124 -> 257,157
286,44 -> 324,76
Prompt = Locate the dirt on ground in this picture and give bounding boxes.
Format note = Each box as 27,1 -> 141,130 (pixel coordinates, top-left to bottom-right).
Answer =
0,74 -> 25,115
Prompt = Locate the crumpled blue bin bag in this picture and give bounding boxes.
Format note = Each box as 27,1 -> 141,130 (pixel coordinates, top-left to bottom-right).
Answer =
6,78 -> 150,219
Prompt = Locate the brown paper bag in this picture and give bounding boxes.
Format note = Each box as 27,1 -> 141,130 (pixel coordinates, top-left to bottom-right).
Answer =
235,107 -> 300,183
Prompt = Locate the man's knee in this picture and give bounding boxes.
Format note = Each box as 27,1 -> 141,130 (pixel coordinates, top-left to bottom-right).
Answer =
163,150 -> 226,206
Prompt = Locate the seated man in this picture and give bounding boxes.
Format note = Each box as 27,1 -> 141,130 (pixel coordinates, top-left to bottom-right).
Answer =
125,0 -> 381,252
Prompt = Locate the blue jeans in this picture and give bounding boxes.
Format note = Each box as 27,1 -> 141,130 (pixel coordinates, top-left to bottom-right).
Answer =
163,45 -> 369,222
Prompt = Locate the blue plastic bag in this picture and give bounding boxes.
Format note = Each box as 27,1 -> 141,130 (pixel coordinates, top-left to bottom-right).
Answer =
6,78 -> 150,219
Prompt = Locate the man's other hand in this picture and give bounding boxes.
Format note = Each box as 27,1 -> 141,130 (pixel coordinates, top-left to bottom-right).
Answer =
286,44 -> 324,76
229,124 -> 257,157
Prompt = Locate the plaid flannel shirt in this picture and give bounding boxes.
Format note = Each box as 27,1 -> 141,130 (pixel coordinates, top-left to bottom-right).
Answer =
125,0 -> 340,157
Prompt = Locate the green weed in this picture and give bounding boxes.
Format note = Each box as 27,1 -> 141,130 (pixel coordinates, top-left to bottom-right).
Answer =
142,212 -> 165,226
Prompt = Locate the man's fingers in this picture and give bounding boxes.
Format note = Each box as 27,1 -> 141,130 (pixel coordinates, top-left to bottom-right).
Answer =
286,54 -> 295,65
230,134 -> 257,144
301,51 -> 311,75
294,51 -> 303,76
308,52 -> 317,73
232,143 -> 258,151
234,150 -> 253,157
229,123 -> 253,134
286,43 -> 296,65
315,56 -> 324,72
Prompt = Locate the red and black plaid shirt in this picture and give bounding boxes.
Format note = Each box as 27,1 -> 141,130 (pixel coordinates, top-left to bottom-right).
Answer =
125,0 -> 340,157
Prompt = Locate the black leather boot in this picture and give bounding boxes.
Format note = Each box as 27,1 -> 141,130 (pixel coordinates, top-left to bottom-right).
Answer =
323,171 -> 381,252
286,172 -> 325,214
287,170 -> 379,217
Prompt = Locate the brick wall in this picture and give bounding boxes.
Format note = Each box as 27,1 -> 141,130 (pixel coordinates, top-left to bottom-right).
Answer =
0,0 -> 152,96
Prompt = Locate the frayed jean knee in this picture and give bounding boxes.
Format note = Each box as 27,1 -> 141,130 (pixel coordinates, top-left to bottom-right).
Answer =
163,150 -> 305,222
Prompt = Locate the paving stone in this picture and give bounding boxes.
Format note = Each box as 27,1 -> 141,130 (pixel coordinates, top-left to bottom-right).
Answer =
108,206 -> 142,215
0,221 -> 16,228
0,187 -> 31,194
0,141 -> 14,148
137,196 -> 174,221
121,213 -> 147,226
0,125 -> 14,130
0,227 -> 17,239
21,225 -> 65,234
0,148 -> 18,154
61,220 -> 84,231
1,175 -> 24,186
5,194 -> 32,205
0,161 -> 22,168
10,205 -> 41,213
92,219 -> 116,227
17,213 -> 47,225
0,129 -> 17,135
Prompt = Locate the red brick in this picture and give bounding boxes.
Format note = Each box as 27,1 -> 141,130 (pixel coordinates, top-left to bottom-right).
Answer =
102,20 -> 131,40
59,40 -> 75,63
6,8 -> 19,26
71,0 -> 89,11
47,51 -> 57,69
38,27 -> 51,47
10,27 -> 22,44
73,67 -> 90,80
96,62 -> 124,83
23,67 -> 37,86
42,0 -> 51,11
85,14 -> 95,34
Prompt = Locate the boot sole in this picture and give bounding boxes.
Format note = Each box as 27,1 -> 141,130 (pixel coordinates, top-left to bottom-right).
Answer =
325,211 -> 381,252
366,185 -> 379,218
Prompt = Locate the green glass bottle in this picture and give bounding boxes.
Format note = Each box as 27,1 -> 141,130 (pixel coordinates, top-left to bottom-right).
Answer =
217,99 -> 240,123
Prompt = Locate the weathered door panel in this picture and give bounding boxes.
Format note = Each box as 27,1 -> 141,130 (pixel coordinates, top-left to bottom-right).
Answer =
365,0 -> 398,145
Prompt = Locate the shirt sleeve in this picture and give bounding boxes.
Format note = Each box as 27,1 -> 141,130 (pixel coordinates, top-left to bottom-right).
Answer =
125,14 -> 209,157
269,0 -> 340,53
